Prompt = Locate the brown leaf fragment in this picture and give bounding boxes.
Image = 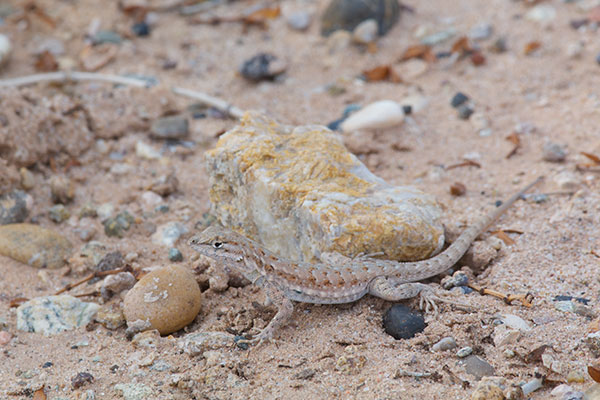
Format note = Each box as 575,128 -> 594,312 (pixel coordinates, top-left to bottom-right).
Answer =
449,182 -> 466,196
470,51 -> 486,66
445,160 -> 482,170
451,36 -> 472,55
9,297 -> 29,308
362,65 -> 402,83
244,6 -> 280,25
400,44 -> 436,62
505,132 -> 521,159
588,364 -> 600,383
525,344 -> 551,364
581,151 -> 600,164
492,230 -> 516,246
524,41 -> 541,55
34,50 -> 58,72
33,386 -> 46,400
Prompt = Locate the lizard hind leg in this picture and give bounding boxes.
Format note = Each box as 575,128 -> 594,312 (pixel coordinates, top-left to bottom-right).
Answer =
368,276 -> 471,313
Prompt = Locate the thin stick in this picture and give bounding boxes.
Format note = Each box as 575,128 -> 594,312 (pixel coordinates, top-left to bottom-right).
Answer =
0,71 -> 245,119
54,266 -> 130,295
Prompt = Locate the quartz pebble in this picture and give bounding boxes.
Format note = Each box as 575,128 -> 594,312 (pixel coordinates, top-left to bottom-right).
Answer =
49,175 -> 75,204
114,383 -> 153,400
542,142 -> 567,162
457,346 -> 472,358
352,19 -> 378,44
287,11 -> 311,31
17,295 -> 99,335
320,0 -> 400,36
0,190 -> 30,225
150,116 -> 189,140
469,22 -> 493,41
123,265 -> 202,335
151,221 -> 188,247
463,355 -> 495,379
432,336 -> 457,352
0,223 -> 72,268
206,113 -> 443,262
383,305 -> 425,339
341,100 -> 405,132
178,331 -> 234,355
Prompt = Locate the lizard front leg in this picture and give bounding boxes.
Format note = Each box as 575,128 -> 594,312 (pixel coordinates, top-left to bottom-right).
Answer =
369,276 -> 470,313
239,283 -> 294,346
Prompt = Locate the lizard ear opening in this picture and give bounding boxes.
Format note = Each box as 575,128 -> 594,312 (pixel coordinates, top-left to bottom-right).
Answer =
213,241 -> 223,249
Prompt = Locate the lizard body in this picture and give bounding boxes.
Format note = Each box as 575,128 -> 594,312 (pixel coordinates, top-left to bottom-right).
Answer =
189,177 -> 542,344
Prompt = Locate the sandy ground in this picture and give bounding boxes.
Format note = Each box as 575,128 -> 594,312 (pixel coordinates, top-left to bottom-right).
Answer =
1,0 -> 600,398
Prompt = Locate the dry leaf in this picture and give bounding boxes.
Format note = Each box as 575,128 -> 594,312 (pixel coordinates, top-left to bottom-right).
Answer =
492,230 -> 516,246
525,344 -> 550,364
449,182 -> 466,196
445,160 -> 481,170
581,151 -> 600,164
362,65 -> 402,83
451,36 -> 472,55
589,364 -> 600,383
505,132 -> 521,159
33,387 -> 47,400
34,50 -> 58,72
400,44 -> 435,62
524,41 -> 541,55
244,6 -> 281,24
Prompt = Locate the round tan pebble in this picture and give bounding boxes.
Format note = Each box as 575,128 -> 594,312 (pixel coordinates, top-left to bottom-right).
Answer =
0,331 -> 11,345
124,265 -> 201,335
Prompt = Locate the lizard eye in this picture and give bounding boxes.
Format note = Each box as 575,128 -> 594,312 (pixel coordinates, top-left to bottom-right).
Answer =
213,241 -> 223,249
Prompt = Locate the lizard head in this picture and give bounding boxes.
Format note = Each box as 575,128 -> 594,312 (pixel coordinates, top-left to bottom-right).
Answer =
188,226 -> 249,265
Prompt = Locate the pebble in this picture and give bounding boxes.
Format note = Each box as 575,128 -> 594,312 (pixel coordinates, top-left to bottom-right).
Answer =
49,175 -> 75,204
340,100 -> 404,132
457,346 -> 473,358
49,204 -> 70,223
168,248 -> 183,262
123,265 -> 202,335
432,336 -> 457,352
451,92 -> 469,108
457,104 -> 474,120
396,58 -> 428,79
526,4 -> 556,24
97,203 -> 114,221
100,272 -> 136,301
114,383 -> 153,400
497,314 -> 532,332
141,191 -> 163,209
0,330 -> 11,345
542,142 -> 567,162
178,331 -> 233,355
287,11 -> 311,31
103,211 -> 135,238
135,141 -> 161,160
585,332 -> 600,357
320,0 -> 400,36
0,33 -> 11,68
151,221 -> 188,247
352,19 -> 378,44
71,372 -> 94,389
0,223 -> 72,268
566,41 -> 584,59
554,171 -> 581,190
567,370 -> 585,383
399,94 -> 429,114
420,28 -> 456,46
94,305 -> 125,330
460,240 -> 497,274
150,116 -> 189,140
326,30 -> 352,54
522,377 -> 544,396
463,355 -> 495,379
17,295 -> 99,335
240,53 -> 287,82
469,22 -> 493,41
132,21 -> 150,37
92,30 -> 122,45
19,168 -> 35,190
0,190 -> 30,224
493,324 -> 521,347
441,271 -> 469,289
470,112 -> 489,133
471,377 -> 506,400
336,345 -> 367,375
75,224 -> 96,242
382,305 -> 425,339
149,173 -> 178,196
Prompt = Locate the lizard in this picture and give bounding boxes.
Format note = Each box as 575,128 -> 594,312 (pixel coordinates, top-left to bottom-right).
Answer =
189,177 -> 542,345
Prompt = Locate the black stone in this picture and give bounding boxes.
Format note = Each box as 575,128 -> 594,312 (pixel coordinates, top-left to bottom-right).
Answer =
132,22 -> 150,37
457,104 -> 474,120
451,92 -> 469,108
382,304 -> 425,340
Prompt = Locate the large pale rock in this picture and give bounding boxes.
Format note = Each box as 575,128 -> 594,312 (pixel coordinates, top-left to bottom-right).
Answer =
205,113 -> 444,262
0,223 -> 72,268
17,295 -> 99,335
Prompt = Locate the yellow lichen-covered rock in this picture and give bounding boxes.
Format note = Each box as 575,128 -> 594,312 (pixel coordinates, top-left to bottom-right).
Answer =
205,113 -> 444,262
